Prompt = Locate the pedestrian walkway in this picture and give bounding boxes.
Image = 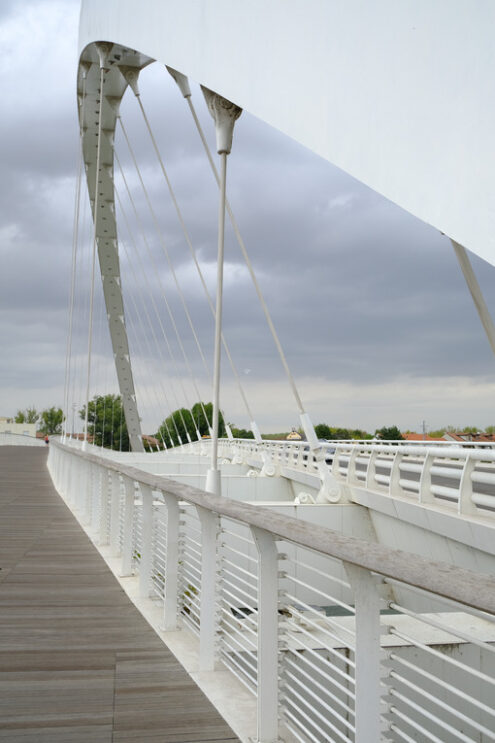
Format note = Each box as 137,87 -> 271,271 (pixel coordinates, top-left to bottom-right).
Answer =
0,446 -> 240,742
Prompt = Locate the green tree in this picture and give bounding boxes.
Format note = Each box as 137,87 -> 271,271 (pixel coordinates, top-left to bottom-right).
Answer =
79,394 -> 129,450
15,407 -> 39,424
156,402 -> 224,448
231,427 -> 254,439
429,428 -> 446,438
462,425 -> 478,433
314,423 -> 332,440
375,425 -> 403,440
39,407 -> 63,435
485,425 -> 495,434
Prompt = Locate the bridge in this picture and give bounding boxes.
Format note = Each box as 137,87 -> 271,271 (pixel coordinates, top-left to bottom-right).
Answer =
3,1 -> 495,741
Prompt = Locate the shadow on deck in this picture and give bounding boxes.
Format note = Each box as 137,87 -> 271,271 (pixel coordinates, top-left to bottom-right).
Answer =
0,446 -> 239,743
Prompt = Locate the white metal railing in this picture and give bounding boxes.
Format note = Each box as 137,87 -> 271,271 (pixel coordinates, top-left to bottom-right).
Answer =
208,437 -> 495,517
48,440 -> 495,743
0,432 -> 46,446
331,442 -> 495,517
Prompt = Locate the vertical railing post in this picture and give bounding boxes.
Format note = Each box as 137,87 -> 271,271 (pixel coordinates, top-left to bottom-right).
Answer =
389,450 -> 404,497
98,466 -> 110,544
109,470 -> 121,555
62,451 -> 70,498
419,450 -> 436,504
196,506 -> 220,671
251,526 -> 279,743
162,492 -> 180,631
91,464 -> 101,533
458,453 -> 477,515
139,482 -> 154,598
83,461 -> 93,525
121,476 -> 135,577
345,562 -> 382,743
346,446 -> 360,486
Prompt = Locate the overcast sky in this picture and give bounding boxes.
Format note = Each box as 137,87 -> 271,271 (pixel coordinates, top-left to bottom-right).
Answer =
1,0 -> 495,435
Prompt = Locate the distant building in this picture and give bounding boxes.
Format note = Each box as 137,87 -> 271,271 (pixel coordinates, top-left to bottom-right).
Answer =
0,417 -> 36,437
286,428 -> 302,441
401,432 -> 446,442
443,431 -> 495,443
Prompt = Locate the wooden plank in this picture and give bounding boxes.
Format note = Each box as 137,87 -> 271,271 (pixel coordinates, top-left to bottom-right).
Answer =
0,447 -> 239,743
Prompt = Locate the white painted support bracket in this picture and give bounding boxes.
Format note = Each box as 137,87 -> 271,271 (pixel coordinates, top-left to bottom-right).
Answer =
196,505 -> 220,671
162,492 -> 180,631
139,483 -> 154,598
120,476 -> 135,577
251,526 -> 280,743
109,470 -> 121,556
344,562 -> 382,743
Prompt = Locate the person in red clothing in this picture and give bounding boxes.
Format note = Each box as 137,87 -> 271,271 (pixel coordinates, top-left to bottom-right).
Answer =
44,435 -> 49,445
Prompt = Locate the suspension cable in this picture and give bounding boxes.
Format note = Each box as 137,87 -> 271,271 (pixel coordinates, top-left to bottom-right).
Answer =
185,93 -> 306,414
121,253 -> 179,448
114,154 -> 201,443
114,147 -> 210,438
128,88 -> 257,432
114,189 -> 192,446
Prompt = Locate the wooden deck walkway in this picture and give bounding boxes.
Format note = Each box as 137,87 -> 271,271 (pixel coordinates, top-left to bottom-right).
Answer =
0,447 -> 240,743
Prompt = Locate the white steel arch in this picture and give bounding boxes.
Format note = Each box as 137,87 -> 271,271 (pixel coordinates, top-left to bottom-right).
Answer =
77,46 -> 152,452
79,0 -> 495,267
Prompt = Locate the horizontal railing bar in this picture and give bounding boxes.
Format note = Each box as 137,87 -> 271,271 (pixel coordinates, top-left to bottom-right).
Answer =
388,688 -> 475,743
284,654 -> 355,717
220,649 -> 258,690
389,627 -> 495,685
221,577 -> 258,608
390,670 -> 495,738
285,620 -> 356,676
284,592 -> 356,644
283,556 -> 351,590
286,647 -> 356,702
53,441 -> 495,614
383,577 -> 495,622
283,709 -> 324,743
221,555 -> 258,582
283,694 -> 350,743
388,706 -> 447,743
220,605 -> 258,639
283,673 -> 356,736
389,652 -> 495,717
285,581 -> 356,616
219,620 -> 258,654
389,603 -> 495,653
220,542 -> 258,564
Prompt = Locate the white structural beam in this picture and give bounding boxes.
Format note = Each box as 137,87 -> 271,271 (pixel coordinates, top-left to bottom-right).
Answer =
77,48 -> 149,452
79,0 -> 495,267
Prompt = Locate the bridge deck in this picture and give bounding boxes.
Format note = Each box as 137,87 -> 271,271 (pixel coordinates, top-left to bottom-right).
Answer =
0,447 -> 239,743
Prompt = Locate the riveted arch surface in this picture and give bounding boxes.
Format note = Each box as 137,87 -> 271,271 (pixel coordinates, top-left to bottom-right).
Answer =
79,0 -> 495,267
77,46 -> 152,452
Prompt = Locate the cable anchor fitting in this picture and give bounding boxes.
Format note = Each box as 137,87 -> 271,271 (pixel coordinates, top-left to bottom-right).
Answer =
201,87 -> 242,154
95,42 -> 113,71
119,65 -> 141,96
166,66 -> 191,98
